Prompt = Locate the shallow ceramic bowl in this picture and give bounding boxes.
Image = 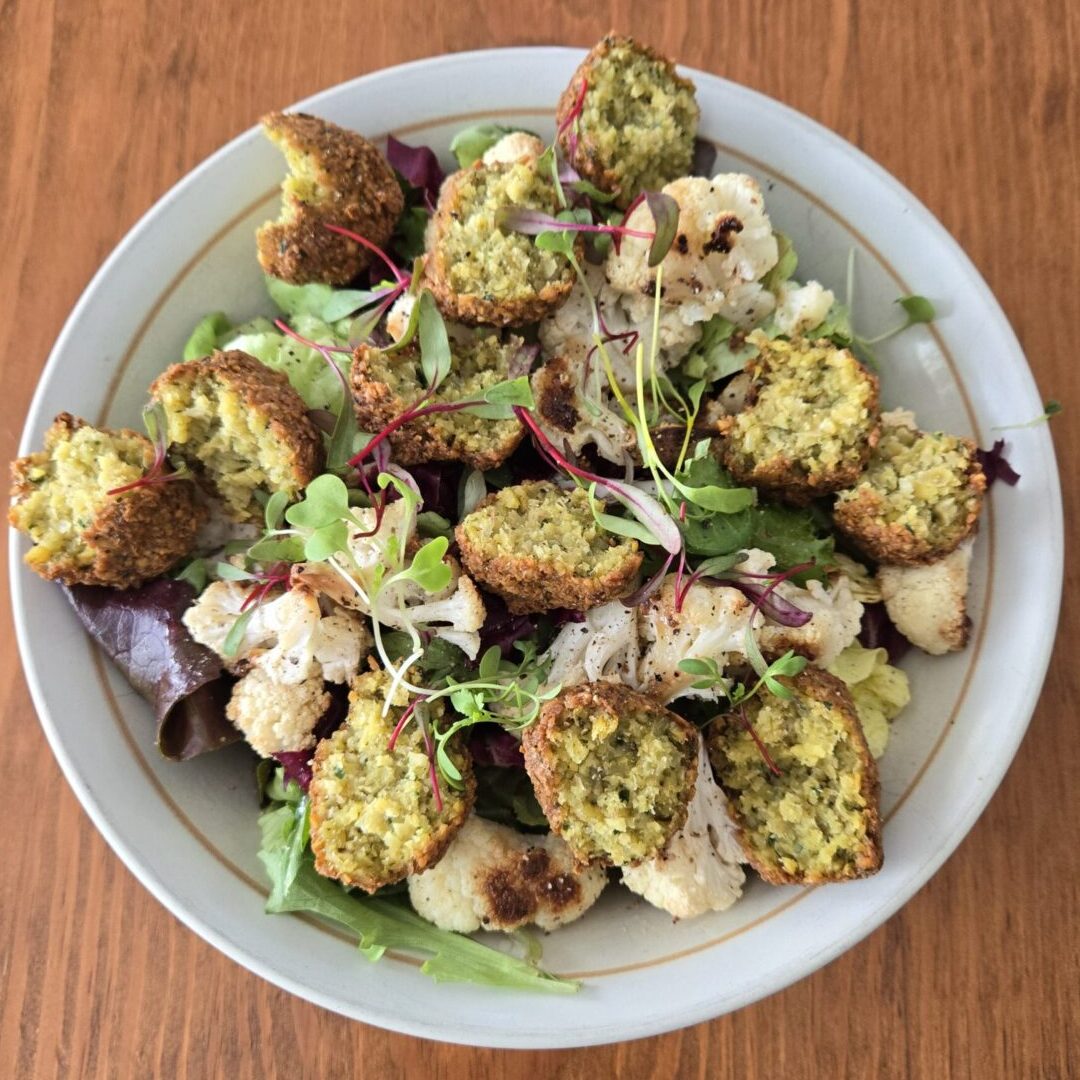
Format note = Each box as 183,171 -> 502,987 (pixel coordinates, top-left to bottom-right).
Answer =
10,47 -> 1062,1048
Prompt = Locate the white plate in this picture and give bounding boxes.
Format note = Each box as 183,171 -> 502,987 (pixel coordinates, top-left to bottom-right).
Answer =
10,47 -> 1063,1048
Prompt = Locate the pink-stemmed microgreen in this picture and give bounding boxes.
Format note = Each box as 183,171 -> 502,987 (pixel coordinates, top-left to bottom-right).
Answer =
106,403 -> 190,496
556,74 -> 589,162
213,559 -> 293,658
736,703 -> 783,777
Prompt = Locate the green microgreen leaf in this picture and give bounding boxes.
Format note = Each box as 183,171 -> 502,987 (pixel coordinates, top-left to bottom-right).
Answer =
215,562 -> 254,582
222,606 -> 256,658
174,558 -> 209,594
417,289 -> 451,389
993,399 -> 1064,430
897,295 -> 936,325
401,537 -> 453,594
285,474 -> 351,530
644,191 -> 680,268
264,490 -> 290,532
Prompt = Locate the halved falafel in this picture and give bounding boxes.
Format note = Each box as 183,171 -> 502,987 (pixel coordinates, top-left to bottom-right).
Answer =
522,681 -> 699,867
256,112 -> 404,285
455,480 -> 642,614
423,161 -> 577,327
833,413 -> 985,565
556,34 -> 699,208
9,413 -> 203,588
350,334 -> 526,470
706,667 -> 883,884
150,350 -> 321,522
308,667 -> 474,893
720,335 -> 880,503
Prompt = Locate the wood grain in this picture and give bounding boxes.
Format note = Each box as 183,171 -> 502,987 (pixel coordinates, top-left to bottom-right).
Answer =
1,2 -> 1077,1077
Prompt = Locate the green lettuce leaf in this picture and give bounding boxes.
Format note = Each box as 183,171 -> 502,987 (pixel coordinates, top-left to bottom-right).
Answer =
256,788 -> 576,993
183,311 -> 232,360
448,123 -> 532,169
680,315 -> 759,383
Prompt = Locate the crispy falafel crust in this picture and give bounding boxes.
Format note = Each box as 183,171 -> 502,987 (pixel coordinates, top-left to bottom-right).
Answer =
9,413 -> 204,588
455,482 -> 643,615
719,339 -> 881,505
707,667 -> 883,885
256,112 -> 404,286
150,350 -> 322,517
349,341 -> 526,471
833,433 -> 986,566
522,682 -> 699,868
308,673 -> 475,893
555,34 -> 699,208
422,164 -> 577,327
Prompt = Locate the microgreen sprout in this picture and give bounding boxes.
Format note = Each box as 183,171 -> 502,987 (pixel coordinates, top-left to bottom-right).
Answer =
992,399 -> 1063,430
556,75 -> 589,161
107,402 -> 190,496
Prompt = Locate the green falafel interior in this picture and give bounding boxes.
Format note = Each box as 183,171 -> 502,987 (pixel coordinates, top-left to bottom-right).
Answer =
11,32 -> 1011,995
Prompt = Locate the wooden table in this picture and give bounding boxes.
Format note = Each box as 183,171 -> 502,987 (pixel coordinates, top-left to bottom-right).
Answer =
1,2 -> 1076,1076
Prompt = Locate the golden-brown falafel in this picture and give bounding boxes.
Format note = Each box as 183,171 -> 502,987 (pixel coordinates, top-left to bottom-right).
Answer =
256,112 -> 404,286
350,334 -> 526,470
833,415 -> 986,565
720,335 -> 880,504
706,667 -> 883,885
9,413 -> 204,588
455,480 -> 642,614
150,350 -> 322,522
308,668 -> 474,893
422,161 -> 577,327
556,35 -> 699,208
522,681 -> 699,868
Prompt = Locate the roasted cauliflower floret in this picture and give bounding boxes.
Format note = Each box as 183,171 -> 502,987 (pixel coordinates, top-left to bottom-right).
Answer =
877,538 -> 974,654
825,642 -> 911,758
522,682 -> 699,868
308,668 -> 474,892
350,335 -> 525,470
772,280 -> 836,337
9,413 -> 203,587
423,160 -> 576,326
834,410 -> 985,565
182,580 -> 371,683
556,34 -> 699,208
481,131 -> 545,167
407,815 -> 607,933
226,666 -> 330,757
150,350 -> 322,522
720,335 -> 880,503
456,481 -> 642,614
256,112 -> 404,285
621,744 -> 745,917
606,174 -> 779,330
707,667 -> 883,884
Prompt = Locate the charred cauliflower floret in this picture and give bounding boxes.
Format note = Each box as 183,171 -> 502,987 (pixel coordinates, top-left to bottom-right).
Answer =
150,350 -> 321,522
350,335 -> 525,470
9,413 -> 203,587
556,34 -> 699,208
720,335 -> 880,503
456,480 -> 642,614
256,112 -> 404,285
833,410 -> 985,565
621,743 -> 746,918
707,667 -> 883,884
522,682 -> 699,868
606,174 -> 779,330
877,538 -> 974,654
407,815 -> 607,933
308,668 -> 474,893
772,280 -> 836,337
423,161 -> 576,326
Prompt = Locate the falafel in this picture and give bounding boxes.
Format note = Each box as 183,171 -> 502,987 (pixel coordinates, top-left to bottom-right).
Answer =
706,667 -> 883,884
150,350 -> 321,522
423,161 -> 577,327
9,413 -> 203,588
256,112 -> 404,286
455,480 -> 642,614
720,335 -> 880,503
521,681 -> 699,867
833,412 -> 985,565
308,667 -> 475,893
350,334 -> 526,470
556,35 -> 699,208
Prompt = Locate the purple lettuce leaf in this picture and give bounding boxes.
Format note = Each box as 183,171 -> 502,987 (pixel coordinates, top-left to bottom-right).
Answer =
477,591 -> 538,656
468,724 -> 525,768
64,580 -> 239,760
976,439 -> 1021,488
273,683 -> 350,790
386,135 -> 445,206
859,602 -> 912,665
